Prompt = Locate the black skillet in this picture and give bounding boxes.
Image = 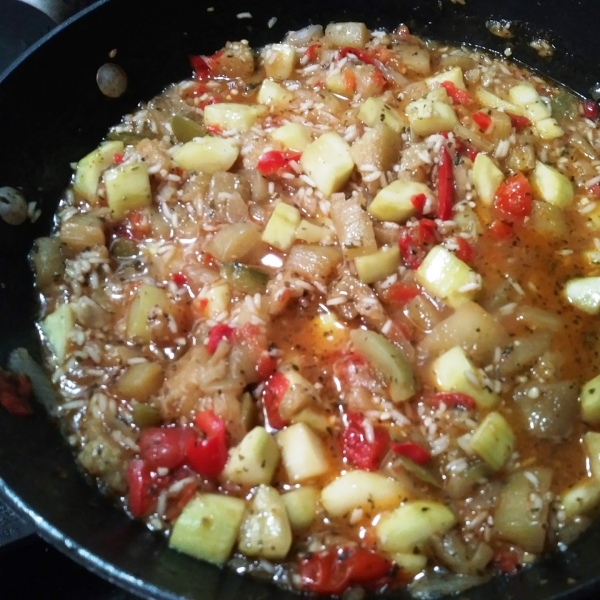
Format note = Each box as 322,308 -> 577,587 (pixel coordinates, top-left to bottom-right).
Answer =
2,0 -> 600,598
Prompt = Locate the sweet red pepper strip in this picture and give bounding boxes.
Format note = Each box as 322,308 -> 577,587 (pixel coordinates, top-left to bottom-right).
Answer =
384,282 -> 421,303
305,43 -> 321,62
411,193 -> 427,214
206,324 -> 235,353
262,371 -> 290,430
257,150 -> 302,175
342,413 -> 389,471
338,47 -> 376,65
453,237 -> 475,264
437,146 -> 455,221
507,113 -> 531,130
472,111 -> 493,132
186,410 -> 228,478
189,55 -> 211,80
391,441 -> 431,465
440,81 -> 472,106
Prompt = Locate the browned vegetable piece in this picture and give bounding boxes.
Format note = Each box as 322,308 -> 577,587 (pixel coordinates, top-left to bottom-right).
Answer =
59,214 -> 106,252
116,362 -> 165,401
31,237 -> 64,289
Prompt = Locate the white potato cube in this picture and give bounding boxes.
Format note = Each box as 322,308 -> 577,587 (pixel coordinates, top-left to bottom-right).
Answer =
172,138 -> 240,174
257,80 -> 293,109
271,122 -> 312,152
203,103 -> 267,133
532,161 -> 573,208
406,99 -> 458,137
426,66 -> 466,90
368,180 -> 433,222
358,97 -> 407,133
277,423 -> 330,482
472,153 -> 504,206
264,44 -> 297,80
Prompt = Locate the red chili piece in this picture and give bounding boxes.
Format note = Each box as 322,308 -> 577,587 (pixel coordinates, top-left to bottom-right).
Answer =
257,150 -> 303,175
507,113 -> 531,130
338,47 -> 376,65
582,100 -> 599,120
206,324 -> 235,353
298,548 -> 392,595
0,370 -> 32,417
472,111 -> 492,132
489,219 -> 513,239
186,410 -> 228,478
453,237 -> 475,264
432,392 -> 477,410
139,426 -> 195,470
494,549 -> 521,575
172,272 -> 187,286
391,441 -> 431,465
126,459 -> 154,517
385,282 -> 421,303
494,172 -> 533,221
113,153 -> 124,165
255,352 -> 277,381
342,413 -> 389,471
437,146 -> 455,221
410,193 -> 427,214
305,43 -> 321,62
262,371 -> 290,430
440,81 -> 472,106
189,55 -> 211,80
398,219 -> 437,270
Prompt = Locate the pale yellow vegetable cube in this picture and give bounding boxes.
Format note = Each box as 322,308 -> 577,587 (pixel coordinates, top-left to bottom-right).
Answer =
271,122 -> 312,152
325,22 -> 369,48
277,423 -> 330,482
584,432 -> 600,480
358,97 -> 407,133
473,154 -> 504,206
204,282 -> 231,318
392,553 -> 428,576
73,140 -> 124,201
564,277 -> 600,315
295,219 -> 331,243
264,44 -> 297,80
531,161 -> 573,208
376,501 -> 457,553
169,493 -> 246,564
325,72 -> 354,99
282,487 -> 319,529
41,303 -> 74,363
415,245 -> 479,307
432,346 -> 500,409
509,83 -> 551,121
368,180 -> 432,222
475,87 -> 524,116
262,202 -> 302,251
257,80 -> 293,109
355,246 -> 400,284
172,138 -> 240,174
406,99 -> 458,137
426,66 -> 466,89
561,479 -> 600,518
320,470 -> 408,518
104,163 -> 152,220
469,411 -> 515,470
116,362 -> 164,401
350,123 -> 401,173
535,117 -> 564,140
580,373 -> 600,424
126,284 -> 182,343
300,132 -> 354,196
203,103 -> 267,133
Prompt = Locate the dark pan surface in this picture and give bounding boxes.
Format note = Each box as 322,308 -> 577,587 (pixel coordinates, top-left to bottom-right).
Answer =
2,0 -> 600,598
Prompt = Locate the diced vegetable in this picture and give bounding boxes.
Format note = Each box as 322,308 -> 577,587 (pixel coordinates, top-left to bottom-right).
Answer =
172,138 -> 240,174
376,500 -> 457,553
395,44 -> 431,75
580,373 -> 600,424
170,115 -> 206,142
564,277 -> 600,315
325,22 -> 369,48
531,161 -> 573,208
169,492 -> 246,564
203,103 -> 267,133
220,262 -> 269,295
277,423 -> 330,482
432,346 -> 499,409
295,219 -> 331,243
201,283 -> 231,318
392,553 -> 428,576
330,193 -> 377,259
470,412 -> 515,470
528,200 -> 569,237
475,88 -> 523,115
534,117 -> 564,140
272,122 -> 312,152
222,426 -> 280,486
472,154 -> 504,206
116,362 -> 164,401
264,44 -> 297,80
350,123 -> 401,173
131,404 -> 162,428
415,245 -> 479,307
126,284 -> 182,343
282,486 -> 319,529
342,413 -> 389,471
262,202 -> 302,251
320,470 -> 408,517
354,246 -> 400,284
205,223 -> 262,263
584,432 -> 600,480
509,83 -> 551,121
406,98 -> 458,137
59,214 -> 106,252
257,80 -> 293,109
73,140 -> 124,201
286,244 -> 343,279
358,97 -> 407,133
350,329 -> 417,402
368,180 -> 432,222
561,479 -> 600,518
426,66 -> 466,90
104,163 -> 152,220
31,237 -> 64,288
40,303 -> 74,363
300,132 -> 355,196
494,468 -> 552,553
238,485 -> 293,560
325,70 -> 356,98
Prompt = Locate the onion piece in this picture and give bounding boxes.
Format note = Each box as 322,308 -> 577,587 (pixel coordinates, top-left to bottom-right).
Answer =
285,244 -> 342,280
453,123 -> 494,153
373,59 -> 409,87
285,25 -> 323,46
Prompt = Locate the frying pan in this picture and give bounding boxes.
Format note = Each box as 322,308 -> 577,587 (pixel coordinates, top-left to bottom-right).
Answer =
2,0 -> 600,598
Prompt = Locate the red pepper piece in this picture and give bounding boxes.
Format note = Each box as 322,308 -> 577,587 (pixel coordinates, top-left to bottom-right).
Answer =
410,193 -> 427,214
440,81 -> 472,106
453,237 -> 475,264
437,146 -> 455,221
172,272 -> 187,286
205,124 -> 223,136
507,113 -> 531,130
128,209 -> 152,240
189,55 -> 211,80
256,352 -> 277,381
139,427 -> 195,471
262,371 -> 290,430
494,172 -> 533,221
432,392 -> 477,410
472,111 -> 493,132
126,459 -> 154,517
398,220 -> 437,270
489,219 -> 513,239
257,150 -> 302,175
199,97 -> 223,110
391,441 -> 431,465
165,480 -> 197,521
206,324 -> 235,354
305,43 -> 321,62
494,549 -> 521,575
113,153 -> 124,165
338,47 -> 376,65
384,282 -> 421,303
582,100 -> 599,120
298,548 -> 392,595
186,410 -> 228,478
342,413 -> 389,471
0,371 -> 32,417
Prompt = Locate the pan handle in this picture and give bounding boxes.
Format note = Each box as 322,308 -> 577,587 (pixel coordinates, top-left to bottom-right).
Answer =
16,0 -> 90,24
